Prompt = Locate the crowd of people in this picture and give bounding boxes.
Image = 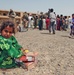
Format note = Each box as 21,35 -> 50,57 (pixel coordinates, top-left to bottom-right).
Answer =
16,8 -> 73,36
6,9 -> 74,35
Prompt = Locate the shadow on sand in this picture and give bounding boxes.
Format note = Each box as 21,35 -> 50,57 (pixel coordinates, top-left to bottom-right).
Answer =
61,35 -> 70,38
61,35 -> 74,39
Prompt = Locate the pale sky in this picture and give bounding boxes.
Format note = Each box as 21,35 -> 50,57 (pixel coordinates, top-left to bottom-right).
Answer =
0,0 -> 74,16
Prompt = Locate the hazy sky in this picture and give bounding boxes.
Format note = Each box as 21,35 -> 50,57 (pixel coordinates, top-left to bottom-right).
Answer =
0,0 -> 74,16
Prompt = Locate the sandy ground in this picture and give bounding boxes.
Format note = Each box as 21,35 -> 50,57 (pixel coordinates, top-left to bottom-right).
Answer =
0,29 -> 74,75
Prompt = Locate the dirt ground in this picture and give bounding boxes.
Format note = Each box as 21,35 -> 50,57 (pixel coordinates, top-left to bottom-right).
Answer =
0,29 -> 74,75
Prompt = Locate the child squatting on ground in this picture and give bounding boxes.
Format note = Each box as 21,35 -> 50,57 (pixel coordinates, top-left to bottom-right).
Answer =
0,21 -> 38,70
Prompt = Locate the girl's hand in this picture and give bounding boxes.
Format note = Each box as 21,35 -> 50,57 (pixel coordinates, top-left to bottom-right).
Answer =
21,48 -> 29,55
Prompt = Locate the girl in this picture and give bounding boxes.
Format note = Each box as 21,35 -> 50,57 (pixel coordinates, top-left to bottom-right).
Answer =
0,21 -> 37,69
46,17 -> 50,30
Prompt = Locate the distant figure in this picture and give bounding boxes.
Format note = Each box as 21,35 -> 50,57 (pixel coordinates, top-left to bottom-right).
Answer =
30,18 -> 34,29
56,15 -> 60,30
59,15 -> 63,30
38,16 -> 43,30
48,8 -> 51,18
70,14 -> 74,37
42,16 -> 46,29
8,9 -> 16,22
34,16 -> 38,29
68,16 -> 72,29
28,13 -> 33,28
49,8 -> 56,34
8,9 -> 17,32
46,17 -> 50,30
22,12 -> 29,28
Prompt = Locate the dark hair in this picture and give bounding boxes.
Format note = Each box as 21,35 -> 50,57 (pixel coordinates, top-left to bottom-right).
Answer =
0,21 -> 15,34
9,9 -> 14,15
50,8 -> 53,12
31,18 -> 33,20
72,14 -> 74,16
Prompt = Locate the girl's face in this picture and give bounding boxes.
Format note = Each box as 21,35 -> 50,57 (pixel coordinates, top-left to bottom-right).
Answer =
1,26 -> 13,38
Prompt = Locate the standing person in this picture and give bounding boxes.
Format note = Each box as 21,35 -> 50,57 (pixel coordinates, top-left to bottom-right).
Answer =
49,8 -> 56,34
38,16 -> 43,30
70,14 -> 74,37
34,16 -> 38,29
22,12 -> 29,31
8,9 -> 17,33
60,15 -> 63,30
46,17 -> 50,30
62,16 -> 67,31
30,18 -> 34,29
0,21 -> 38,69
28,13 -> 33,28
22,12 -> 29,28
56,15 -> 60,30
42,16 -> 46,30
54,12 -> 57,30
68,16 -> 72,29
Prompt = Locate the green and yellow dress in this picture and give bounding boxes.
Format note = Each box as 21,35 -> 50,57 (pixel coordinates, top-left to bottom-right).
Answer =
0,35 -> 23,69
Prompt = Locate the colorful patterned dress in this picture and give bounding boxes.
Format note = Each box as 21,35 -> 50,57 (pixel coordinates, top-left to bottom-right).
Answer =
0,35 -> 23,68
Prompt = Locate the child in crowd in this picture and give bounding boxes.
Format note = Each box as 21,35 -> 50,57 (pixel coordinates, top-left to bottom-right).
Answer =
46,17 -> 50,30
30,18 -> 34,29
0,21 -> 38,70
70,14 -> 74,37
